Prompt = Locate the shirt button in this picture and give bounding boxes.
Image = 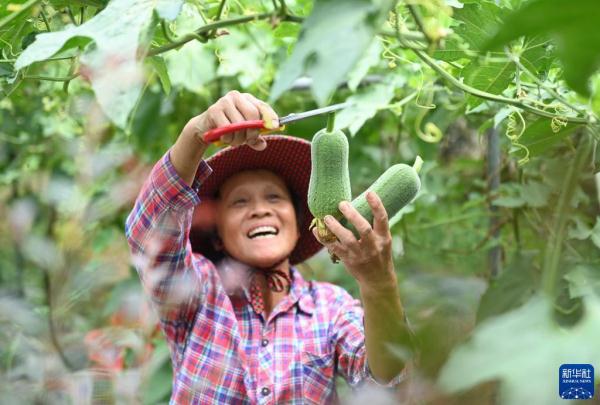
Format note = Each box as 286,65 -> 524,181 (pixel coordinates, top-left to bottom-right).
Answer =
261,387 -> 270,396
261,338 -> 269,347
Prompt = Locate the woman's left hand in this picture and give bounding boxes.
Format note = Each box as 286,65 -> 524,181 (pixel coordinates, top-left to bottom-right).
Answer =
312,191 -> 397,289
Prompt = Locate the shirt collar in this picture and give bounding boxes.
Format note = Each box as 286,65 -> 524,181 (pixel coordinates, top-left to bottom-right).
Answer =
217,256 -> 314,316
289,266 -> 315,316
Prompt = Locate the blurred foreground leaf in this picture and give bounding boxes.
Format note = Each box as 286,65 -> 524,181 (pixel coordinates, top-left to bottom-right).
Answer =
476,251 -> 538,323
440,294 -> 600,404
15,0 -> 184,127
334,76 -> 400,135
484,0 -> 600,95
270,0 -> 393,105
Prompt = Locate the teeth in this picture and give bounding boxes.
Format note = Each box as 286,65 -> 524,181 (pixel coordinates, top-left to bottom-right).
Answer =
248,226 -> 278,238
251,234 -> 276,240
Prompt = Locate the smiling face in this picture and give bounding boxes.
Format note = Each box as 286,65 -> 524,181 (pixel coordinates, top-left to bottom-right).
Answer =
215,169 -> 300,268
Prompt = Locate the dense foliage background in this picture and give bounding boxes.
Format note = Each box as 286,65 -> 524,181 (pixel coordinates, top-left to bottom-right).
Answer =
1,0 -> 599,403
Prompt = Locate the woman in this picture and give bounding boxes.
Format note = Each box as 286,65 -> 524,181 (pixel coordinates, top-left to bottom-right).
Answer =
125,91 -> 411,404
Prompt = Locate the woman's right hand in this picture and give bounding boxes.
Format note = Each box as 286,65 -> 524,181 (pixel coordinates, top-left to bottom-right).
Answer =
186,91 -> 279,152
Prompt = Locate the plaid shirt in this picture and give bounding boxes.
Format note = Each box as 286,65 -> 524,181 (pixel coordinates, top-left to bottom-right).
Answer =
125,150 -> 403,404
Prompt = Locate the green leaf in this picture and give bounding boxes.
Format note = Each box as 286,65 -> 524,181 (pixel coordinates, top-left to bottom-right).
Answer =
273,22 -> 300,56
347,39 -> 381,91
0,62 -> 14,77
493,181 -> 551,208
140,340 -> 173,404
14,0 -> 177,128
440,294 -> 600,404
492,183 -> 525,208
565,264 -> 600,299
461,59 -> 514,108
215,27 -> 274,88
476,251 -> 538,323
165,41 -> 215,92
270,0 -> 393,105
591,217 -> 600,249
520,36 -> 553,75
334,76 -> 401,135
155,0 -> 184,21
148,56 -> 171,95
273,22 -> 301,41
445,0 -> 464,8
520,180 -> 551,208
484,0 -> 600,95
432,37 -> 470,62
161,2 -> 215,92
567,216 -> 592,241
452,2 -> 505,51
592,74 -> 600,117
518,119 -> 580,156
49,0 -> 108,8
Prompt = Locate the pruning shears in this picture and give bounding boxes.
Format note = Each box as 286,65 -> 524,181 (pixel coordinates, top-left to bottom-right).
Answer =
202,102 -> 351,144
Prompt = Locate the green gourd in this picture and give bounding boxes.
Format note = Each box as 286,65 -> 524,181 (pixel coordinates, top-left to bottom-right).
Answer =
308,126 -> 351,242
346,156 -> 423,236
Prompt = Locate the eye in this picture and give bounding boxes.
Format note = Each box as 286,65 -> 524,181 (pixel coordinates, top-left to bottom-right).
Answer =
231,197 -> 248,206
267,193 -> 281,201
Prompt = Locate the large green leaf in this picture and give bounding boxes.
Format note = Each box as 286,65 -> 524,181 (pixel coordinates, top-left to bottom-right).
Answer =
155,0 -> 185,21
161,2 -> 214,92
49,0 -> 108,8
452,1 -> 505,52
565,264 -> 600,299
484,0 -> 600,95
492,181 -> 551,208
334,76 -> 400,135
269,0 -> 393,105
147,56 -> 171,95
518,119 -> 580,156
165,41 -> 216,92
520,36 -> 553,75
15,0 -> 184,128
461,59 -> 514,108
439,294 -> 600,404
476,251 -> 538,323
432,37 -> 470,62
215,27 -> 274,89
346,39 -> 382,91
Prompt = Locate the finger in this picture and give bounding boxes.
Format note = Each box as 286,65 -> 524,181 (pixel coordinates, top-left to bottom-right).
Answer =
233,92 -> 260,121
247,136 -> 267,151
222,133 -> 234,144
211,110 -> 233,143
367,191 -> 390,235
232,94 -> 262,145
323,214 -> 357,247
243,93 -> 279,128
245,128 -> 261,148
222,101 -> 246,146
246,129 -> 260,145
338,201 -> 375,242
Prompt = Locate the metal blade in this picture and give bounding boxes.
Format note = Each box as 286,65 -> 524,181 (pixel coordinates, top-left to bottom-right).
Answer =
279,102 -> 351,125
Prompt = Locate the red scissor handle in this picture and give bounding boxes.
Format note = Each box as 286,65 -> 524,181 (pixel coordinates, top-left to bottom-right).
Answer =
202,120 -> 266,143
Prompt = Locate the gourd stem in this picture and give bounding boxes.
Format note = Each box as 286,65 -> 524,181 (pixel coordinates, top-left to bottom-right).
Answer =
327,112 -> 335,132
413,156 -> 423,173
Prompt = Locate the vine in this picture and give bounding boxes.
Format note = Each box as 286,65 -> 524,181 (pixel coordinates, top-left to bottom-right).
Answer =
390,7 -> 593,126
542,133 -> 592,296
414,85 -> 443,143
505,110 -> 529,166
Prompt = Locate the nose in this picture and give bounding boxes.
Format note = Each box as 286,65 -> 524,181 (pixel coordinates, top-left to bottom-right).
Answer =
249,199 -> 273,218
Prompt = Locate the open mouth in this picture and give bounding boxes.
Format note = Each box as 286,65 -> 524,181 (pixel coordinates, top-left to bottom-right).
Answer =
247,225 -> 279,240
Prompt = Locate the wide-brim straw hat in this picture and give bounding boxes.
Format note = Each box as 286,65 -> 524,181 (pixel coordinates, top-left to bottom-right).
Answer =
189,135 -> 323,265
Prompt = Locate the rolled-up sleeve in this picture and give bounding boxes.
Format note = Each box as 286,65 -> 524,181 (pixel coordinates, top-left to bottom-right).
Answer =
331,289 -> 406,389
125,149 -> 213,366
